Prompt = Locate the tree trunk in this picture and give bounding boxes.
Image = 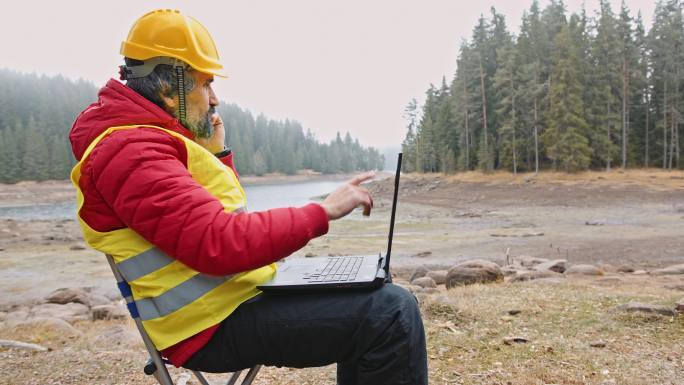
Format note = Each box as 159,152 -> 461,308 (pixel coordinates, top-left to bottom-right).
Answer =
621,57 -> 628,168
512,88 -> 517,174
663,80 -> 668,169
669,105 -> 675,170
676,67 -> 681,169
479,52 -> 489,171
676,117 -> 680,169
645,103 -> 649,167
534,98 -> 539,174
606,101 -> 612,171
463,71 -> 470,171
676,121 -> 680,168
533,63 -> 540,174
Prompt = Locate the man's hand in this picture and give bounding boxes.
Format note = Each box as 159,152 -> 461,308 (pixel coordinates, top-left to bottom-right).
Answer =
196,113 -> 226,154
320,172 -> 375,220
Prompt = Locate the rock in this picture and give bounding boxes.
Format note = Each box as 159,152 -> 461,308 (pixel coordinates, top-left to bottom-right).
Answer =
597,263 -> 614,272
632,270 -> 648,275
530,277 -> 567,285
676,298 -> 684,313
664,283 -> 684,291
501,266 -> 519,276
425,295 -> 460,315
69,244 -> 87,251
503,336 -> 529,345
101,288 -> 122,301
651,264 -> 684,275
414,293 -> 430,304
3,308 -> 30,325
413,251 -> 432,258
510,270 -> 564,282
617,301 -> 676,317
589,340 -> 607,348
516,256 -> 549,267
533,259 -> 567,273
87,293 -> 112,307
455,259 -> 501,270
426,270 -> 448,285
0,339 -> 47,352
15,317 -> 82,337
409,265 -> 429,282
411,277 -> 437,288
595,277 -> 622,285
446,260 -> 503,288
91,304 -> 128,321
508,309 -> 522,315
30,303 -> 90,323
565,264 -> 604,276
617,265 -> 636,273
174,372 -> 192,385
401,285 -> 424,294
93,325 -> 141,348
304,252 -> 315,258
44,288 -> 90,306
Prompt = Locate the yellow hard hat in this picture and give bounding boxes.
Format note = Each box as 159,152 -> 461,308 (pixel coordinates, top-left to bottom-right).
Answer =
121,9 -> 227,77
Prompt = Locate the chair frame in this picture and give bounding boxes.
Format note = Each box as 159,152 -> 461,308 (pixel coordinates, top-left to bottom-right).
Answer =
106,255 -> 261,385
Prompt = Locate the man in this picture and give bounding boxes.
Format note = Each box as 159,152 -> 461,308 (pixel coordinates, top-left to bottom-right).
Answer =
69,9 -> 427,385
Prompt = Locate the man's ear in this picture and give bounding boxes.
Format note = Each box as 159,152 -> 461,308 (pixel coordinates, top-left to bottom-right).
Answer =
159,84 -> 177,110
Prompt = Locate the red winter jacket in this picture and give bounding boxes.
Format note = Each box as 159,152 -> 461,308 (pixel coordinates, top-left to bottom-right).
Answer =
70,79 -> 329,366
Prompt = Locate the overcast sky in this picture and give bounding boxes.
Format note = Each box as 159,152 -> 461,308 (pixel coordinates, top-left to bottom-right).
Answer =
2,1 -> 655,148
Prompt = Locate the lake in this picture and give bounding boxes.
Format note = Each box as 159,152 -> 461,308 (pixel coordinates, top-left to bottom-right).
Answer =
0,180 -> 344,221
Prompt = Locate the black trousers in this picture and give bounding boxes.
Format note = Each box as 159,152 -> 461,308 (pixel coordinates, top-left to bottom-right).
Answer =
183,283 -> 428,385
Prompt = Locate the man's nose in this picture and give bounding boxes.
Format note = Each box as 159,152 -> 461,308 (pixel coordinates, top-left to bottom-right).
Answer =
209,88 -> 219,107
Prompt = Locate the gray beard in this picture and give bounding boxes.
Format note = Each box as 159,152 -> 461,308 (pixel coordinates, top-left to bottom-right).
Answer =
176,107 -> 215,138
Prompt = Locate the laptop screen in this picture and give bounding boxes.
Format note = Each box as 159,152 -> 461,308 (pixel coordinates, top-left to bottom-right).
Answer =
384,152 -> 402,276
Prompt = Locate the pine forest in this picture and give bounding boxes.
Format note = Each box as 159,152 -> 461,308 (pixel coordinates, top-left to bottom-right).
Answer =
402,0 -> 684,173
0,69 -> 384,183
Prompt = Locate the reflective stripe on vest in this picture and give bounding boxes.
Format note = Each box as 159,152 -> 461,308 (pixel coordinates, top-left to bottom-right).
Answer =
71,125 -> 276,350
135,272 -> 234,320
116,246 -> 242,321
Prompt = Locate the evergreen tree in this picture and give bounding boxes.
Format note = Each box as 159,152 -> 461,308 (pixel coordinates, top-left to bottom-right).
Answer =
493,41 -> 520,172
401,99 -> 418,172
403,0 -> 681,174
541,25 -> 592,171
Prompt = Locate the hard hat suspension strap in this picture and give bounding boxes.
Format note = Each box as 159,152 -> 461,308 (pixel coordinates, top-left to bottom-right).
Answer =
119,57 -> 180,80
175,65 -> 187,127
118,56 -> 190,128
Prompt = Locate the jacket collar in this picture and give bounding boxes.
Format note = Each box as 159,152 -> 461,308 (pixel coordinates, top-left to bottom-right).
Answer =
70,78 -> 195,160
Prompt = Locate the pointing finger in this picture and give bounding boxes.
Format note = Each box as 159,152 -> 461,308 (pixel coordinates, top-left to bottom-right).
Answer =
349,171 -> 375,186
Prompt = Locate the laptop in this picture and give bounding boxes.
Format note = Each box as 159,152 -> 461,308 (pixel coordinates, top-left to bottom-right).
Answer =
257,153 -> 402,292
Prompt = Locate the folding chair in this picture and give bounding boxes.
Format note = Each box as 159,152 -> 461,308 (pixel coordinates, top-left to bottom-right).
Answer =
106,254 -> 262,385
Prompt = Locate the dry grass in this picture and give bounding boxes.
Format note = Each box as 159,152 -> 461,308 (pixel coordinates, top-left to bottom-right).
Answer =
1,276 -> 683,384
421,276 -> 684,385
407,169 -> 684,191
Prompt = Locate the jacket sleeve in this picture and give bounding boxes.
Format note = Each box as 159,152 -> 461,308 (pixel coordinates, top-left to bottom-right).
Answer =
86,128 -> 329,276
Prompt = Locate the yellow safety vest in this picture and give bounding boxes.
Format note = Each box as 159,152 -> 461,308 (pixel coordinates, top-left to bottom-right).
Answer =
71,125 -> 276,350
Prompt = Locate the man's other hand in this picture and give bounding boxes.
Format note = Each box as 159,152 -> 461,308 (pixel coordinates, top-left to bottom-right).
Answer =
320,172 -> 375,220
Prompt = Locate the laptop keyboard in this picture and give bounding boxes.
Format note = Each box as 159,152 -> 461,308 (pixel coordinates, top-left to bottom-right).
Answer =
304,256 -> 364,283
